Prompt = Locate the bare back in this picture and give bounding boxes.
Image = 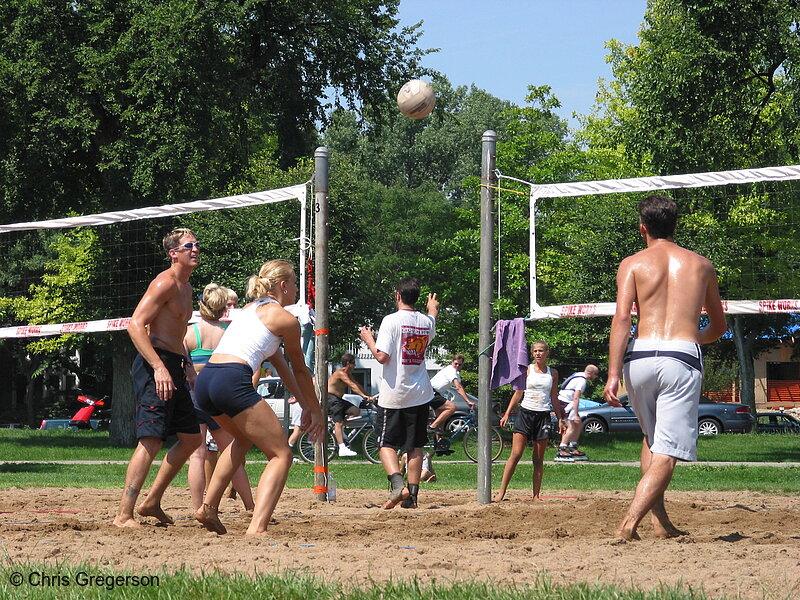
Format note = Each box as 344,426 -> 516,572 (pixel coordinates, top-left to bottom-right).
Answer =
622,241 -> 716,342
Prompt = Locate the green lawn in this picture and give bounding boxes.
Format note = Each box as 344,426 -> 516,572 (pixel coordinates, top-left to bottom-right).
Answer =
0,429 -> 797,494
0,563 -> 739,600
2,427 -> 798,463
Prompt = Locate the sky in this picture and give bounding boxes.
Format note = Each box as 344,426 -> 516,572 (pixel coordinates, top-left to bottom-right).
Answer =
395,0 -> 648,125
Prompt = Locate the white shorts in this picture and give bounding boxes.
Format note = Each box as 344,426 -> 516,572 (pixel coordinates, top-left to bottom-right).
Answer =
289,402 -> 303,427
623,339 -> 703,461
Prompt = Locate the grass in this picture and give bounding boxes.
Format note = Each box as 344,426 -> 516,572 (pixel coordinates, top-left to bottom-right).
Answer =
0,429 -> 798,493
4,428 -> 799,463
0,562 -> 745,600
1,447 -> 798,494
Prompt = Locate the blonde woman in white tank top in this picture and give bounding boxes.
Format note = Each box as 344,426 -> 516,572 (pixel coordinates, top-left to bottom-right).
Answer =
194,260 -> 325,536
495,341 -> 566,501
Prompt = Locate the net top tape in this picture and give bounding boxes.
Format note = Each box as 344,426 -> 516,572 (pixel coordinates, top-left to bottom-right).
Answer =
0,185 -> 306,233
527,165 -> 800,200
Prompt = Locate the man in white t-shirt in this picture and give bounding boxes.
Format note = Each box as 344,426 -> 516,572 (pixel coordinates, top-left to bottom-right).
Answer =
360,277 -> 439,510
428,354 -> 473,436
554,364 -> 599,462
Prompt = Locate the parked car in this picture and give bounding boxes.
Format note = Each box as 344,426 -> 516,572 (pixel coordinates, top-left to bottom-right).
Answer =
755,412 -> 800,433
579,395 -> 754,435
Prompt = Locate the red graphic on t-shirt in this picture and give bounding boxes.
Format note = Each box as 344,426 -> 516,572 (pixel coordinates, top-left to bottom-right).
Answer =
401,328 -> 429,365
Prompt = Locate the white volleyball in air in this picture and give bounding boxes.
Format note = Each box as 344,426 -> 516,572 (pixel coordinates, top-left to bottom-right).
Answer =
396,79 -> 436,119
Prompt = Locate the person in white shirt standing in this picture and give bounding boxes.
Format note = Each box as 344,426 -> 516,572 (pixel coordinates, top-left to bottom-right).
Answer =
360,277 -> 439,510
554,364 -> 599,462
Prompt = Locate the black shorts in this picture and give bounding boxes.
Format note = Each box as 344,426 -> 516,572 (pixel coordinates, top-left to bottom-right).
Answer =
194,362 -> 261,419
513,408 -> 552,442
374,402 -> 430,451
430,393 -> 446,410
328,393 -> 354,423
131,348 -> 199,441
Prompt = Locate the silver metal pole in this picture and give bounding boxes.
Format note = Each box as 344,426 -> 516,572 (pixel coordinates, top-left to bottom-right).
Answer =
313,147 -> 330,501
478,131 -> 497,504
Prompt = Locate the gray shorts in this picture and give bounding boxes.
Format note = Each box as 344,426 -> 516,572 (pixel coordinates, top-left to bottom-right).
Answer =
623,339 -> 703,461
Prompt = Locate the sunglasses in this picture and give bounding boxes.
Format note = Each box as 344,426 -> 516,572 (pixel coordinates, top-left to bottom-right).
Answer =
172,241 -> 201,251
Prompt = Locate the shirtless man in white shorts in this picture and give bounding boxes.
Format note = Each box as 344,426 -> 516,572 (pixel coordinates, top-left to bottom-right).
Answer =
603,194 -> 726,541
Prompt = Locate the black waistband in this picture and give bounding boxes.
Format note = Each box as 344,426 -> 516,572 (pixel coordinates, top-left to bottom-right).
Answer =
623,347 -> 703,372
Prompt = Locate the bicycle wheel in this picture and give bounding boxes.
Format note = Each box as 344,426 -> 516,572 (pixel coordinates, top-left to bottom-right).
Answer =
298,431 -> 336,463
463,426 -> 504,463
361,429 -> 381,464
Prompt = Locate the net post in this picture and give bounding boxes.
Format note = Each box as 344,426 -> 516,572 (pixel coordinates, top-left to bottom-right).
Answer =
478,130 -> 497,504
313,147 -> 330,501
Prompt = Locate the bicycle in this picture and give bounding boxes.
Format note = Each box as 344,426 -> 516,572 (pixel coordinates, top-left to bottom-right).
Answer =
297,407 -> 380,464
361,409 -> 505,463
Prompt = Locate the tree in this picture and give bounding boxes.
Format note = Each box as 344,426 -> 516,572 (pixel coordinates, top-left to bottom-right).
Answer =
321,78 -> 516,358
601,0 -> 800,408
0,0 -> 428,440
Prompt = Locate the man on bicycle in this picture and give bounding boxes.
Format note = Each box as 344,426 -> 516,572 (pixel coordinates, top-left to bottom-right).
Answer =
328,353 -> 374,457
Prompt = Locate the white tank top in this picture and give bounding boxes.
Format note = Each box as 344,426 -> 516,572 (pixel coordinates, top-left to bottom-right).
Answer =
520,365 -> 553,412
213,297 -> 282,373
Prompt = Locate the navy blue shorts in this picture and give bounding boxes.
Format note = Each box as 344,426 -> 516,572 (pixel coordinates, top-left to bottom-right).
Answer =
131,348 -> 199,441
374,402 -> 431,451
194,362 -> 261,419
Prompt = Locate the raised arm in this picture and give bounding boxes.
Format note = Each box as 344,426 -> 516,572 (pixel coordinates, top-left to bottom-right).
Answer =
360,326 -> 390,364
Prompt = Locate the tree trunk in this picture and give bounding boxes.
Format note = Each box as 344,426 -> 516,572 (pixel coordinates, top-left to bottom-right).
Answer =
110,335 -> 136,447
732,315 -> 756,413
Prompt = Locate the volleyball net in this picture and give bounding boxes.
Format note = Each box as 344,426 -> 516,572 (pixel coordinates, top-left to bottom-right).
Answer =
0,185 -> 309,339
493,165 -> 800,320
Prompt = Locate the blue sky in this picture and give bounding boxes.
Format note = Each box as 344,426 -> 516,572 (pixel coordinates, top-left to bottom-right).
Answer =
396,0 -> 647,125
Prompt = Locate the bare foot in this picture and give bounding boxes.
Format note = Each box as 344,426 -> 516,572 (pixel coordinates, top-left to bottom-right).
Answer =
383,487 -> 409,510
195,504 -> 227,535
137,504 -> 174,525
653,523 -> 688,538
615,526 -> 641,541
493,494 -> 506,502
245,528 -> 268,536
112,515 -> 140,528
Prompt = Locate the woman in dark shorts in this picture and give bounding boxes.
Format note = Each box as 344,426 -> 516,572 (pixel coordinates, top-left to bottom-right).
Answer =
193,260 -> 324,535
184,282 -> 254,512
494,341 -> 565,501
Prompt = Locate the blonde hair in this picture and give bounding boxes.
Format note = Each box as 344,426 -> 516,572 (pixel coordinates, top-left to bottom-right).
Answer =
225,287 -> 238,306
199,283 -> 228,320
162,228 -> 195,255
530,340 -> 550,353
246,260 -> 295,300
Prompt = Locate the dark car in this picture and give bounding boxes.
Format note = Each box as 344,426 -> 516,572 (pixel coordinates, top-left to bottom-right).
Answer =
755,412 -> 800,433
579,395 -> 754,435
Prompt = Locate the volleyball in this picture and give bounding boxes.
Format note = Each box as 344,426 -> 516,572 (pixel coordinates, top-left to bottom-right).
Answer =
396,79 -> 436,119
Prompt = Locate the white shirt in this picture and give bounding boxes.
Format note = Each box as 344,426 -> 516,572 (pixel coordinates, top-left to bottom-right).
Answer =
375,309 -> 436,409
213,298 -> 282,373
430,364 -> 461,394
557,371 -> 588,404
520,366 -> 554,412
